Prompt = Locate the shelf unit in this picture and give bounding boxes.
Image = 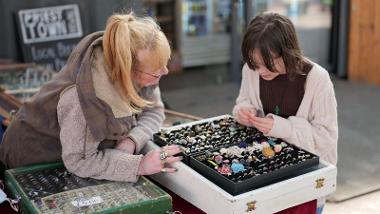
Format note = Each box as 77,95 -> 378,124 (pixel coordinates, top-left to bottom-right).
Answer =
142,0 -> 182,72
178,0 -> 233,67
142,0 -> 235,69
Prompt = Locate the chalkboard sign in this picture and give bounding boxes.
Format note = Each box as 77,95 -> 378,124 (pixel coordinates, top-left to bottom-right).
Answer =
16,4 -> 83,71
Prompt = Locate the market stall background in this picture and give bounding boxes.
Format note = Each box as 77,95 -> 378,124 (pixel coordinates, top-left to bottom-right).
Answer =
0,0 -> 380,213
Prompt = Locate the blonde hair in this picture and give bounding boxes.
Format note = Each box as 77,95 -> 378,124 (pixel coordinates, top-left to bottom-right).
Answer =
103,12 -> 171,113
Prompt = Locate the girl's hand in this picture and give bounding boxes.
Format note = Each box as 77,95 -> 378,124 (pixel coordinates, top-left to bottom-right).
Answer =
247,114 -> 274,134
137,145 -> 182,175
236,107 -> 257,127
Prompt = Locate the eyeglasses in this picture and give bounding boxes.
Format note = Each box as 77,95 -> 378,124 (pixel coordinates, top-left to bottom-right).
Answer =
136,69 -> 162,78
136,68 -> 167,78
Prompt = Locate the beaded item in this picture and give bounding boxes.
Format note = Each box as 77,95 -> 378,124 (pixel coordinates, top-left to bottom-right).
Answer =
262,146 -> 275,158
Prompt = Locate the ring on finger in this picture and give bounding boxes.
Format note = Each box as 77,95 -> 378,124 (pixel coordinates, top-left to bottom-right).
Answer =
160,168 -> 167,173
159,150 -> 168,160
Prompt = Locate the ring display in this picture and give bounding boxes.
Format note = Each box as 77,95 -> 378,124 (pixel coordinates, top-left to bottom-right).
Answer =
154,115 -> 319,195
159,150 -> 168,160
154,116 -> 261,163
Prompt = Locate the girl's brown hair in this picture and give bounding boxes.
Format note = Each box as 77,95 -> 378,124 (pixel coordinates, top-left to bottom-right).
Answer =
103,12 -> 171,113
241,13 -> 308,78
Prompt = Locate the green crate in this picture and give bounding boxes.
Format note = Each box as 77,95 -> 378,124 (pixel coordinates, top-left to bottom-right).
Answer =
5,162 -> 172,214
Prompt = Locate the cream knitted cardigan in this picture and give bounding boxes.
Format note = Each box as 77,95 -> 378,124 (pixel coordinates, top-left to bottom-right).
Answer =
233,62 -> 338,165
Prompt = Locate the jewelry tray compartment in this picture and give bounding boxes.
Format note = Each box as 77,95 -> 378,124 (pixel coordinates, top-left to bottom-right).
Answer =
153,115 -> 261,163
189,144 -> 320,196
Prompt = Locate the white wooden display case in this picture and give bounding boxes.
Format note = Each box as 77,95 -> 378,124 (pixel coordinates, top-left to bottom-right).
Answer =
143,115 -> 337,213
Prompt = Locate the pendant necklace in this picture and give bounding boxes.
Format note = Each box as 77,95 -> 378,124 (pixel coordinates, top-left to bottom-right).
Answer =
274,77 -> 290,116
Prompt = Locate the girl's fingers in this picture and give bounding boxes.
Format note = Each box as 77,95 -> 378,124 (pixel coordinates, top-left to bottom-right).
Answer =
250,118 -> 272,134
238,111 -> 249,121
240,108 -> 255,118
250,116 -> 271,125
250,119 -> 267,130
239,117 -> 250,124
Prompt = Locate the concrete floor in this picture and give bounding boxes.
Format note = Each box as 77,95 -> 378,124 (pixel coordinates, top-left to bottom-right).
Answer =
159,64 -> 380,213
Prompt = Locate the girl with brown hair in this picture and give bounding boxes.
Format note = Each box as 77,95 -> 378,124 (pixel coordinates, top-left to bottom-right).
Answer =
233,13 -> 338,213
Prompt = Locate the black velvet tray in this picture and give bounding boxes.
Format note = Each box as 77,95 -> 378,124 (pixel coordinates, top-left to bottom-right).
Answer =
189,143 -> 319,195
154,116 -> 262,163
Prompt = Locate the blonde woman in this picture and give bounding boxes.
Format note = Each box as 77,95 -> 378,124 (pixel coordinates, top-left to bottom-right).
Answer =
0,12 -> 181,182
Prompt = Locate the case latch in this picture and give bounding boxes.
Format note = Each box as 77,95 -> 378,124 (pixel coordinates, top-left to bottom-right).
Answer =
315,178 -> 325,189
246,200 -> 256,212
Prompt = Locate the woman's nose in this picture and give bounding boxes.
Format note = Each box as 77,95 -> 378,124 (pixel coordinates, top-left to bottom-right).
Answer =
257,67 -> 266,75
161,67 -> 169,75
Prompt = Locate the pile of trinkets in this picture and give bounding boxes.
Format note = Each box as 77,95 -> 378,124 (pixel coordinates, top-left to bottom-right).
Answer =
194,138 -> 316,182
155,117 -> 262,158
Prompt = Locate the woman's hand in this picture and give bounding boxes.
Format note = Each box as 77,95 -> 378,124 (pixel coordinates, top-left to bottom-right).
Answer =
116,137 -> 136,154
247,114 -> 274,134
137,145 -> 182,175
236,107 -> 257,126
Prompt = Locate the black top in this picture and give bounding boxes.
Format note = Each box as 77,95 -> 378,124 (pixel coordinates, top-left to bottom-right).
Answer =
260,64 -> 312,118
